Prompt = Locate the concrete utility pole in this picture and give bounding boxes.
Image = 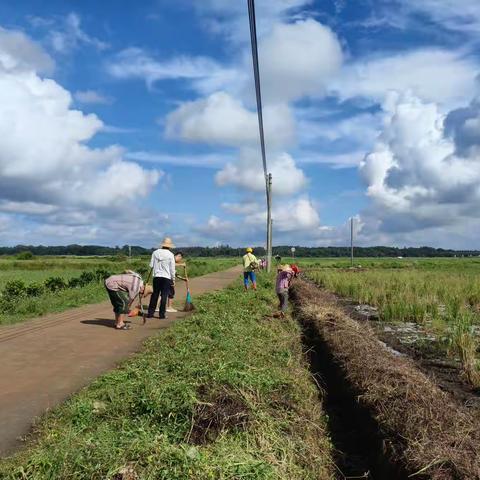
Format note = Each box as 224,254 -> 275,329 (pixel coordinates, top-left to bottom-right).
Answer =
248,0 -> 273,272
350,217 -> 354,267
266,173 -> 273,272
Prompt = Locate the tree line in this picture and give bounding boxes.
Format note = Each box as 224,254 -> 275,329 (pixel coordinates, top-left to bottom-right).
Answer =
0,244 -> 479,258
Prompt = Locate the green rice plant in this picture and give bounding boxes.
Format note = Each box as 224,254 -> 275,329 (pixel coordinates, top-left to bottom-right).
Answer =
446,311 -> 480,388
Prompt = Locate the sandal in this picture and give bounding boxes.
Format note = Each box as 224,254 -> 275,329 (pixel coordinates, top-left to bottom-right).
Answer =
116,324 -> 132,330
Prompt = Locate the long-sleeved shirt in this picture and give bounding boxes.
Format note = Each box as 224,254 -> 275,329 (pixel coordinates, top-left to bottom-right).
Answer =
150,248 -> 175,280
105,273 -> 144,303
275,270 -> 293,293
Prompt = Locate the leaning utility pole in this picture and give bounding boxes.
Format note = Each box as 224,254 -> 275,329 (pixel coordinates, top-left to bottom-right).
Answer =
247,0 -> 273,272
350,217 -> 354,267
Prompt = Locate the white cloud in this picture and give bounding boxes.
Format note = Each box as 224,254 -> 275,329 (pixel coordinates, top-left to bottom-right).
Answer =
0,26 -> 160,217
332,49 -> 479,108
189,0 -> 315,45
0,27 -> 54,75
106,48 -> 236,90
194,215 -> 234,239
360,91 -> 480,235
259,19 -> 343,103
401,0 -> 480,35
126,151 -> 230,168
216,149 -> 307,196
221,202 -> 261,215
49,13 -> 109,53
74,90 -> 113,105
165,92 -> 294,147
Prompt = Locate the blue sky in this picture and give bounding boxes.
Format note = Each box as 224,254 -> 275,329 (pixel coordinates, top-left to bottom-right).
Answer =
0,0 -> 479,248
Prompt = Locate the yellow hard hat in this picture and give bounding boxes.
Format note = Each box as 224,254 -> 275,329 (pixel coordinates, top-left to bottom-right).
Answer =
246,247 -> 253,253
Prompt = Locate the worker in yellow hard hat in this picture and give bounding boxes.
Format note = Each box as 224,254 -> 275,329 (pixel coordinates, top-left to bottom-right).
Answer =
242,247 -> 258,291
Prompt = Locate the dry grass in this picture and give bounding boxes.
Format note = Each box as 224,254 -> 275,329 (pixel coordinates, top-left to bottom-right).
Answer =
291,279 -> 480,480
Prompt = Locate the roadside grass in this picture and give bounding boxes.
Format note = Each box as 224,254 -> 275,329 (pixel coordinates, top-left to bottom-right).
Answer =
0,275 -> 333,479
0,257 -> 238,327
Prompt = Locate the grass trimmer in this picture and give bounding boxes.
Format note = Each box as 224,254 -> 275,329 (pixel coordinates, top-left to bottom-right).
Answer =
183,266 -> 195,312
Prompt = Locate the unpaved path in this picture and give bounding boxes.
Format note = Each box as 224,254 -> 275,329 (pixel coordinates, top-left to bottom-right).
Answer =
0,265 -> 242,456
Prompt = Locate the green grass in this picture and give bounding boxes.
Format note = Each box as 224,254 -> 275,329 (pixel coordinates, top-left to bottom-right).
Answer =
0,275 -> 333,479
0,257 -> 239,327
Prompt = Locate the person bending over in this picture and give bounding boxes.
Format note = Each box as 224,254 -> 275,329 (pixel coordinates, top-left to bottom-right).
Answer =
105,270 -> 151,330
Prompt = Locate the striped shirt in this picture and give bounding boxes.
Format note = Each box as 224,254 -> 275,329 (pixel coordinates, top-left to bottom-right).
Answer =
105,273 -> 143,302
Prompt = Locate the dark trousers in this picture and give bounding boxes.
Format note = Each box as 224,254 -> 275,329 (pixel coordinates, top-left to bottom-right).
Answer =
148,277 -> 171,318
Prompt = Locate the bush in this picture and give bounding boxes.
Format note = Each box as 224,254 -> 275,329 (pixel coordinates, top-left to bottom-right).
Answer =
3,280 -> 27,298
67,277 -> 83,289
44,277 -> 66,292
93,268 -> 111,281
16,251 -> 34,260
79,271 -> 96,286
25,283 -> 44,297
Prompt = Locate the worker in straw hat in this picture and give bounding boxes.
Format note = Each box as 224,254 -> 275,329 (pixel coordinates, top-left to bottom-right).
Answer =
242,247 -> 259,291
146,237 -> 176,319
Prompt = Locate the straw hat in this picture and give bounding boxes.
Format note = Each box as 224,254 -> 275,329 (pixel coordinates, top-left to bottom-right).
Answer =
246,247 -> 253,253
281,264 -> 293,272
161,237 -> 175,248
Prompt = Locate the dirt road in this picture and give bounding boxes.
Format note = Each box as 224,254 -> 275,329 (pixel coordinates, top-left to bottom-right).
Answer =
0,265 -> 242,456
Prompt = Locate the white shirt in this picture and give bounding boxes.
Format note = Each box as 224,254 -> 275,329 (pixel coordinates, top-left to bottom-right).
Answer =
150,248 -> 175,280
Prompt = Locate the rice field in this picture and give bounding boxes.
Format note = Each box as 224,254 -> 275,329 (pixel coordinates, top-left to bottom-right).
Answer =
305,257 -> 480,386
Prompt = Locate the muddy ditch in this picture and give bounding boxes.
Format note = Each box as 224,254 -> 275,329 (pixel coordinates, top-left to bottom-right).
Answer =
291,279 -> 480,480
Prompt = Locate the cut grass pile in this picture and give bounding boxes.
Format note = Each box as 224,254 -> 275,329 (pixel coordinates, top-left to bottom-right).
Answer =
291,279 -> 480,479
0,275 -> 334,479
0,257 -> 238,326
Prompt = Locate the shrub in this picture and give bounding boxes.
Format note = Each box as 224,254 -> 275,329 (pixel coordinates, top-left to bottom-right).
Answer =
79,271 -> 96,286
16,251 -> 34,260
44,277 -> 66,292
94,268 -> 111,281
26,283 -> 44,297
3,280 -> 27,298
68,277 -> 83,289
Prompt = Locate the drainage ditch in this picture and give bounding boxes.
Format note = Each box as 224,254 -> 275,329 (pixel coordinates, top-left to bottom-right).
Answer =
300,320 -> 408,480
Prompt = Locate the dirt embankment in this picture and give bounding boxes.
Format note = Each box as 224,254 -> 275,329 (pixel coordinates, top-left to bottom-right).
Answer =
291,279 -> 480,480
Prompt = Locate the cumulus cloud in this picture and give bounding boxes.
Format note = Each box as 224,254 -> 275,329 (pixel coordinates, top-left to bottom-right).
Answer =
216,149 -> 307,196
194,215 -> 234,239
259,19 -> 343,103
165,92 -> 294,147
0,27 -> 54,75
0,26 -> 160,226
360,91 -> 480,235
331,49 -> 479,107
245,197 -> 321,232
